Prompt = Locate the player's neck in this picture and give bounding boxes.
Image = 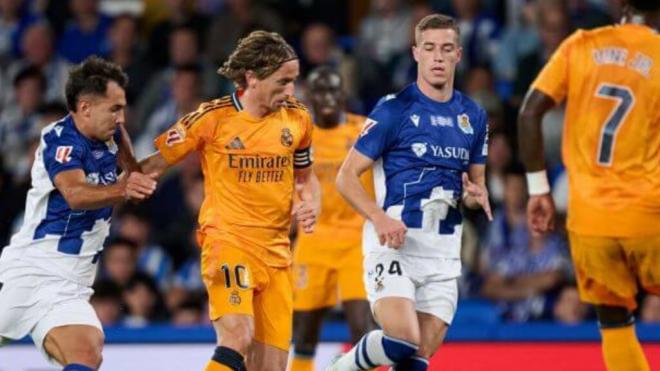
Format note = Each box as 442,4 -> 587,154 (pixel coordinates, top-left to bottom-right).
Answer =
416,77 -> 454,103
239,90 -> 271,118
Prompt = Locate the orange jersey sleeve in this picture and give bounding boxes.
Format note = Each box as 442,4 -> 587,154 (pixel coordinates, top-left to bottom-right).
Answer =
532,25 -> 660,237
154,98 -> 231,164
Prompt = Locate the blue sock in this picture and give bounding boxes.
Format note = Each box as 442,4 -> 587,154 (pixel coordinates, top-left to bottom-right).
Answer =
63,364 -> 94,371
394,356 -> 429,370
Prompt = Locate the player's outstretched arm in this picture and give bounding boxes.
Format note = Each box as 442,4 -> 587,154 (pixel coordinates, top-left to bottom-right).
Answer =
518,89 -> 558,233
292,166 -> 321,234
138,151 -> 170,179
337,148 -> 406,248
54,169 -> 157,210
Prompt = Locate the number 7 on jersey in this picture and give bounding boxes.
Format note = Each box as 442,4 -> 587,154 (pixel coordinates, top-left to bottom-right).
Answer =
595,84 -> 635,166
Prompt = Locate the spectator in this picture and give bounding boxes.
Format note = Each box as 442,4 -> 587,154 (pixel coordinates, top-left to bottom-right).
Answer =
205,0 -> 283,66
553,286 -> 590,324
513,1 -> 570,103
171,296 -> 205,326
134,25 -> 225,133
451,0 -> 501,74
147,0 -> 209,68
480,163 -> 571,322
0,65 -> 44,179
133,63 -> 202,158
90,280 -> 124,326
106,14 -> 152,108
3,21 -> 70,106
115,205 -> 173,290
122,273 -> 165,327
0,0 -> 39,67
101,237 -> 138,287
57,0 -> 113,63
355,0 -> 412,106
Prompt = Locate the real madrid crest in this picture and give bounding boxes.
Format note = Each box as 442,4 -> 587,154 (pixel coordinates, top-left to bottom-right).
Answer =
229,290 -> 242,306
457,113 -> 474,135
281,127 -> 293,147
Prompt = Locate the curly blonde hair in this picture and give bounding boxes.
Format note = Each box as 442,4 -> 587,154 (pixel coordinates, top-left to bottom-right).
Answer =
218,31 -> 297,89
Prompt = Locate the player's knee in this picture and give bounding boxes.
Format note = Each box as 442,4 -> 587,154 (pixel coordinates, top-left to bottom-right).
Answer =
595,305 -> 634,328
382,334 -> 419,363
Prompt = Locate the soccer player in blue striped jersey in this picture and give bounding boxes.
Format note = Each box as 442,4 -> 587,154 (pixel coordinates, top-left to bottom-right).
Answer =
330,14 -> 491,371
0,57 -> 157,371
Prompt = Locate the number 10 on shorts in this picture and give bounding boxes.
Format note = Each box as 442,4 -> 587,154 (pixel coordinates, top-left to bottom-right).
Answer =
221,264 -> 250,289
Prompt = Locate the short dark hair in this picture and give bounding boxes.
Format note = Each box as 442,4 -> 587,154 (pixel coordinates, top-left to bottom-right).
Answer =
65,56 -> 128,112
629,0 -> 660,12
13,65 -> 46,89
414,14 -> 460,45
218,30 -> 297,89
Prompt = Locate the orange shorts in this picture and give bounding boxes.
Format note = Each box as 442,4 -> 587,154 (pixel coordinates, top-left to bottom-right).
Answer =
292,243 -> 366,311
200,237 -> 293,351
569,232 -> 660,310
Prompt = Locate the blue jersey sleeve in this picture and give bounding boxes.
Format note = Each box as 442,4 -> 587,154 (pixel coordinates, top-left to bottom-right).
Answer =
43,131 -> 85,182
470,108 -> 488,165
354,102 -> 400,161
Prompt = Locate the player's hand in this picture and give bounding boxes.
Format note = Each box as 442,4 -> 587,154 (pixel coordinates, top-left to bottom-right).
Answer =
123,172 -> 158,201
292,201 -> 317,233
527,194 -> 555,234
462,173 -> 493,221
372,212 -> 407,249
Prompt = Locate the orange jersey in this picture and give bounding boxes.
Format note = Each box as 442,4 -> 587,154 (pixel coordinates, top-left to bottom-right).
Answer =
295,113 -> 373,256
155,93 -> 313,266
532,24 -> 660,237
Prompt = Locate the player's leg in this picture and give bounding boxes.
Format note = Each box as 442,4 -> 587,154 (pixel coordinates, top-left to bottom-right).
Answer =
42,325 -> 104,370
202,242 -> 265,371
338,245 -> 376,345
291,309 -> 329,371
569,233 -> 649,371
342,300 -> 376,344
249,265 -> 294,371
393,276 -> 457,371
290,264 -> 337,371
328,253 -> 420,370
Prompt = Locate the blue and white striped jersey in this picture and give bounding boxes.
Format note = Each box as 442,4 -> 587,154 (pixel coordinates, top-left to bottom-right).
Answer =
355,83 -> 488,259
1,115 -> 121,286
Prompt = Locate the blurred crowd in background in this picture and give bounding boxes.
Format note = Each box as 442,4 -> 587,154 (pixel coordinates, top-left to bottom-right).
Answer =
1,0 -> 660,329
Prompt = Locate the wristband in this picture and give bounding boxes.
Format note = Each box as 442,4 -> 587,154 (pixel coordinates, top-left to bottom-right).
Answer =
526,170 -> 550,195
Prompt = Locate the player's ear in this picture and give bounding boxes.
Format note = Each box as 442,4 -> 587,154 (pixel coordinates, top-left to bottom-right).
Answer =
456,45 -> 463,63
245,70 -> 258,89
412,45 -> 420,63
78,98 -> 91,117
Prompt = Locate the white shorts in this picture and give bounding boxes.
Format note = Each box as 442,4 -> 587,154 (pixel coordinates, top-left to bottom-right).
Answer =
0,256 -> 102,364
363,250 -> 460,325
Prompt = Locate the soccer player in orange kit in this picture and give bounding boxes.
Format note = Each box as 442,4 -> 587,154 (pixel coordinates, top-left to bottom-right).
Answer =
518,1 -> 660,370
290,66 -> 375,371
139,31 -> 321,371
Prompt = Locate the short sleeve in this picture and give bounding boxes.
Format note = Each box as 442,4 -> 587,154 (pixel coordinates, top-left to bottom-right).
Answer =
531,30 -> 582,103
154,103 -> 216,165
470,109 -> 488,165
353,102 -> 400,161
42,132 -> 85,182
297,110 -> 313,150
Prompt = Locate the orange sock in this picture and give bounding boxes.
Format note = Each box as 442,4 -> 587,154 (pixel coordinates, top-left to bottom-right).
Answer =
289,356 -> 314,371
600,325 -> 649,371
204,359 -> 233,371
